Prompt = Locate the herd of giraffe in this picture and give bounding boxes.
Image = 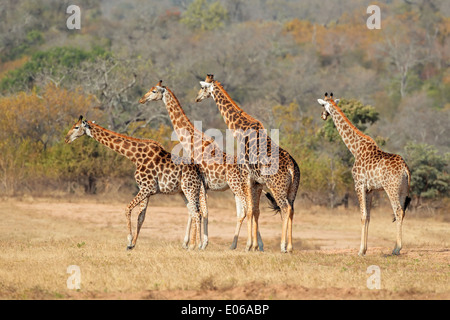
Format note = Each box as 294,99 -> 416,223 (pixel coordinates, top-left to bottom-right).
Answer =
64,74 -> 411,256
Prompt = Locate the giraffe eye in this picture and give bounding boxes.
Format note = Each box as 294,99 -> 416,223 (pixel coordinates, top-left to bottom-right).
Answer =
74,126 -> 79,129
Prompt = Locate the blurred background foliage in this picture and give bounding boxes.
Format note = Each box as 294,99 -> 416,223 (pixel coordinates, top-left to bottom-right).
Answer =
0,0 -> 448,211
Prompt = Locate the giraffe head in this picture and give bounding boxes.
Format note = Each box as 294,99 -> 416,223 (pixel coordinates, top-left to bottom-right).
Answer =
65,115 -> 92,143
195,74 -> 215,102
317,92 -> 339,120
139,80 -> 166,104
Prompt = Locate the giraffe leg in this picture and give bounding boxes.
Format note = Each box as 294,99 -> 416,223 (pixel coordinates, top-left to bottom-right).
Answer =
393,212 -> 404,255
130,197 -> 149,248
230,194 -> 246,250
184,200 -> 201,250
356,187 -> 371,256
386,183 -> 407,255
266,183 -> 291,253
180,193 -> 192,249
287,171 -> 299,253
125,189 -> 150,250
245,183 -> 257,251
183,215 -> 192,249
181,176 -> 202,250
286,202 -> 294,253
280,202 -> 293,253
199,185 -> 208,250
250,185 -> 263,251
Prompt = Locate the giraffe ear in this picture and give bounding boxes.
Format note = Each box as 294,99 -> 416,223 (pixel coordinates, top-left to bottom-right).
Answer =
200,81 -> 211,88
334,99 -> 340,104
317,99 -> 326,105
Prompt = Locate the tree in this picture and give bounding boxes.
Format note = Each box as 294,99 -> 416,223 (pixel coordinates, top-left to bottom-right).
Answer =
180,0 -> 228,31
0,46 -> 111,93
378,11 -> 430,98
320,98 -> 381,167
404,142 -> 449,206
0,84 -> 97,194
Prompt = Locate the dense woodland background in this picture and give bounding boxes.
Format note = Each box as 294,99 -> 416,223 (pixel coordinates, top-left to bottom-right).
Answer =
0,0 -> 448,212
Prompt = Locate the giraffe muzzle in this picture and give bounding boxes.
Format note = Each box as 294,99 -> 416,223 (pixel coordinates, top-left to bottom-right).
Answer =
139,95 -> 148,104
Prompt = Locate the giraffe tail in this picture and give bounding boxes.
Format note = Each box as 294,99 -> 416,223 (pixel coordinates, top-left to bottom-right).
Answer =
264,191 -> 281,215
393,167 -> 412,222
403,196 -> 412,212
403,166 -> 412,212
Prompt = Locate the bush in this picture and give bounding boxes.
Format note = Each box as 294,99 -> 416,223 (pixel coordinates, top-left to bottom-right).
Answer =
0,46 -> 111,93
181,0 -> 229,31
404,142 -> 450,203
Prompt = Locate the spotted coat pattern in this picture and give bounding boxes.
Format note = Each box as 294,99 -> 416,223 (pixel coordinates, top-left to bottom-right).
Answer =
318,93 -> 411,255
64,116 -> 206,250
195,75 -> 301,253
140,82 -> 264,251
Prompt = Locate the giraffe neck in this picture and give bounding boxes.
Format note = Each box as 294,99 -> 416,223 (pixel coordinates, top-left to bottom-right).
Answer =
164,88 -> 226,164
211,81 -> 263,131
327,101 -> 377,158
211,82 -> 279,173
162,88 -> 197,153
87,122 -> 145,162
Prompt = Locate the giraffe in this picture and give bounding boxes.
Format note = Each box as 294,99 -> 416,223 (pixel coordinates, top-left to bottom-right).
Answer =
317,92 -> 411,256
64,115 -> 206,250
195,74 -> 301,253
139,80 -> 271,251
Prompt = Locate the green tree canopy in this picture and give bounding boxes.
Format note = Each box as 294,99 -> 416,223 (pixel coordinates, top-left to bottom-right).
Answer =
320,99 -> 380,143
404,142 -> 450,201
180,0 -> 228,31
0,46 -> 111,93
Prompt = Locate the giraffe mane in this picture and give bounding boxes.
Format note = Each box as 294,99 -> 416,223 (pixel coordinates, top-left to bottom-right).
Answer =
214,81 -> 264,128
87,121 -> 164,146
328,100 -> 378,146
164,87 -> 193,125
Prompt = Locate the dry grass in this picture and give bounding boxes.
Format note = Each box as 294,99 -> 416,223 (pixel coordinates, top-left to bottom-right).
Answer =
0,195 -> 448,300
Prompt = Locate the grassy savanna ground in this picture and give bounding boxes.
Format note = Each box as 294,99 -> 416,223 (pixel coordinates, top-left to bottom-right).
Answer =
0,193 -> 448,300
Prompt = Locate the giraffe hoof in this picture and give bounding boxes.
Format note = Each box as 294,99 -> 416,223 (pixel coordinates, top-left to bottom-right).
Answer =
230,237 -> 238,250
392,248 -> 401,255
257,242 -> 264,252
126,245 -> 135,251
